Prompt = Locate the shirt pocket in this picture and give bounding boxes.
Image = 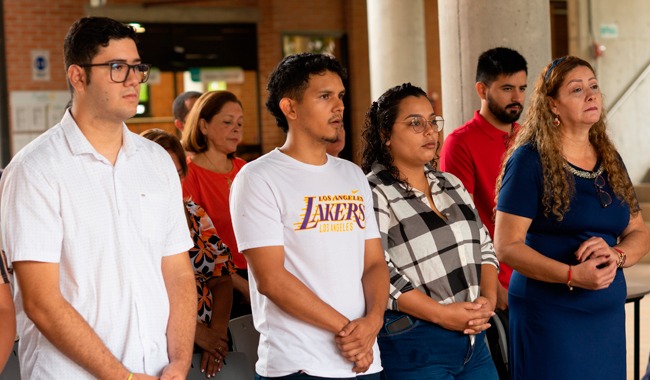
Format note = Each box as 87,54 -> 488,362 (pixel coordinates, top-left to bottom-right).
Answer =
138,192 -> 167,239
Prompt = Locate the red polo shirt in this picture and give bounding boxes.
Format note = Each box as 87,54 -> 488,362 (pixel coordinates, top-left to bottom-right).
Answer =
440,110 -> 518,288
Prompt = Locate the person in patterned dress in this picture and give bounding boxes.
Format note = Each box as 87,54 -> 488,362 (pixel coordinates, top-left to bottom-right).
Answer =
141,129 -> 237,379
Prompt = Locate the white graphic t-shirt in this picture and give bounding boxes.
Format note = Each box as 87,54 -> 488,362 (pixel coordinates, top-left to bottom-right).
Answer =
230,148 -> 382,378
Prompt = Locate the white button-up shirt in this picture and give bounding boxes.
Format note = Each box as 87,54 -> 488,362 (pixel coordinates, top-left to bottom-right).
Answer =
0,110 -> 193,379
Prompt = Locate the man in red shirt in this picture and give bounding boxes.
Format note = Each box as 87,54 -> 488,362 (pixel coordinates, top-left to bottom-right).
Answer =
440,47 -> 527,310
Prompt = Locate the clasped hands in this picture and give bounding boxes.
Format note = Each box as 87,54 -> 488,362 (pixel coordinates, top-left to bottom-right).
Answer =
195,323 -> 229,378
335,316 -> 382,374
572,236 -> 618,290
435,296 -> 495,335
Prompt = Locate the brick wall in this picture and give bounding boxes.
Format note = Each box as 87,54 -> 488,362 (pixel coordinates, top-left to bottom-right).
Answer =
5,0 -> 86,93
4,0 -> 441,161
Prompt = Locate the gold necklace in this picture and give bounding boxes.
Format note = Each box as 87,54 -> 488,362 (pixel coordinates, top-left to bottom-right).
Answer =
204,153 -> 233,189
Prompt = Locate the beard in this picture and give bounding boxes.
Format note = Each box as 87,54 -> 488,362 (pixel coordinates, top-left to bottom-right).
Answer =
322,129 -> 339,144
321,118 -> 342,144
487,92 -> 522,124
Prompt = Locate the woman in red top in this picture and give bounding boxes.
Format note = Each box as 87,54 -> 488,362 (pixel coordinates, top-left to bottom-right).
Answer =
182,91 -> 250,317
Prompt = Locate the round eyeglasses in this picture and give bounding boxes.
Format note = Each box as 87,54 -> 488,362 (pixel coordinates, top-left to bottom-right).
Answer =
396,116 -> 444,133
79,62 -> 152,84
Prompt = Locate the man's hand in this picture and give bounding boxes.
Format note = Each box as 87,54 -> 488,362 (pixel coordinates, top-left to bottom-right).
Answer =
352,348 -> 373,374
495,282 -> 509,311
335,316 -> 382,362
160,360 -> 189,380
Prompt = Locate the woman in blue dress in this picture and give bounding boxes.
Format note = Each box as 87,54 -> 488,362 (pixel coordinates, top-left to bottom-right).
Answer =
493,56 -> 650,380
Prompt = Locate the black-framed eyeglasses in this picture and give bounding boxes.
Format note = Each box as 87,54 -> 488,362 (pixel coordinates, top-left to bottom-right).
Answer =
595,174 -> 612,208
396,116 -> 444,133
78,62 -> 151,83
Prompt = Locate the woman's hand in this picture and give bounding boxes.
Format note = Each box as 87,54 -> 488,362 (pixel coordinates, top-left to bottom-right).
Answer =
200,350 -> 223,378
572,254 -> 617,290
436,302 -> 494,335
194,323 -> 229,367
575,236 -> 619,265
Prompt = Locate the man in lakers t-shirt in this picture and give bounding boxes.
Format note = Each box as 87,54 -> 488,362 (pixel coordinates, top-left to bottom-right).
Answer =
230,53 -> 389,379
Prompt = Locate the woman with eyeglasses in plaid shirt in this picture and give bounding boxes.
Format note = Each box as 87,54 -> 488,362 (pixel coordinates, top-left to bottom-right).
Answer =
362,83 -> 500,380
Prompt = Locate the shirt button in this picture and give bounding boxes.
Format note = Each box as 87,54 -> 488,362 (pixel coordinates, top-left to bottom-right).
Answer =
461,256 -> 467,264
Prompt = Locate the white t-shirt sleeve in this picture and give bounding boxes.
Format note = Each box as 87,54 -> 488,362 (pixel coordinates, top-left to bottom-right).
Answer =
161,154 -> 194,257
230,168 -> 284,251
1,162 -> 63,265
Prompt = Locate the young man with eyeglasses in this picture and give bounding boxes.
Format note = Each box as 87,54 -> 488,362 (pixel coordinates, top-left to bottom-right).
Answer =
0,17 -> 195,380
230,53 -> 389,379
440,47 -> 528,311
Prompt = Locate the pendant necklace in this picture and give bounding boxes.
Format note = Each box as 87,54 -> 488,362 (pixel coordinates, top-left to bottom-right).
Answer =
204,153 -> 232,189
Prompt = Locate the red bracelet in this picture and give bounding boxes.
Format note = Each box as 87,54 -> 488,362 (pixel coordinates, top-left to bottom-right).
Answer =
566,265 -> 573,291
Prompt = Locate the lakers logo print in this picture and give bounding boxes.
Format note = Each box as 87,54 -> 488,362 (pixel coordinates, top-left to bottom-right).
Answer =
294,192 -> 366,232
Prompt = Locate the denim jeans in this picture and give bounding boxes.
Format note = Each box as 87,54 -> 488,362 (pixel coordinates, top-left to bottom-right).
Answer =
377,311 -> 498,380
255,372 -> 381,380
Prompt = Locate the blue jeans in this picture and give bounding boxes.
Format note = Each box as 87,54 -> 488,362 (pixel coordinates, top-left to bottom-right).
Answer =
255,372 -> 381,380
377,311 -> 498,380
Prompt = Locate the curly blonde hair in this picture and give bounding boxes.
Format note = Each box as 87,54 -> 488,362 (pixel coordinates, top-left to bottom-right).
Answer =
495,56 -> 639,221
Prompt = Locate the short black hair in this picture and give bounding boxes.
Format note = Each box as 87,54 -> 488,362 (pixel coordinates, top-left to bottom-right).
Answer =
172,91 -> 202,122
64,17 -> 137,94
476,47 -> 527,87
265,53 -> 347,133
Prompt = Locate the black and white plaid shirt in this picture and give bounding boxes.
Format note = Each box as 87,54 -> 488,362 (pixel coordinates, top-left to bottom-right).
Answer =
0,250 -> 10,285
367,163 -> 499,311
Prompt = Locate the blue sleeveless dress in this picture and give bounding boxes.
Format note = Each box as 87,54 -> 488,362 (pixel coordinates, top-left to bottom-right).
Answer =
497,144 -> 630,380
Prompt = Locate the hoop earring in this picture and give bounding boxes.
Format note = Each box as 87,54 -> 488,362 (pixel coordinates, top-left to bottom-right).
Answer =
554,116 -> 560,127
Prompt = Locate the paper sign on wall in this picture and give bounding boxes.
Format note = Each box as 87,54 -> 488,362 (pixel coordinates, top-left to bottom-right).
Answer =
31,49 -> 51,81
10,91 -> 70,156
600,23 -> 619,39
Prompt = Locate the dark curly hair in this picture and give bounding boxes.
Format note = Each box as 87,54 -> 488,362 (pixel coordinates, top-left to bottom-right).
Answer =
495,56 -> 639,220
265,53 -> 347,133
361,83 -> 434,188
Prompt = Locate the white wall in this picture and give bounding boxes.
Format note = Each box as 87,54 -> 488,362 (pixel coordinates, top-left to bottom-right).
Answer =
569,0 -> 650,183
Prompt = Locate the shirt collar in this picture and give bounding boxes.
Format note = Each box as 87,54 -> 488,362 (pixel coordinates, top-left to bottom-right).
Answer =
62,108 -> 138,159
371,162 -> 441,191
472,110 -> 520,141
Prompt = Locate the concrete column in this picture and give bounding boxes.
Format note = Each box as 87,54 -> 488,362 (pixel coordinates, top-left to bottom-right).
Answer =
367,0 -> 428,101
438,0 -> 552,135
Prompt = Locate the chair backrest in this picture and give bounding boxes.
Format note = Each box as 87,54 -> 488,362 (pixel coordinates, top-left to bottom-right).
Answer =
187,351 -> 254,380
228,314 -> 259,370
0,341 -> 20,380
